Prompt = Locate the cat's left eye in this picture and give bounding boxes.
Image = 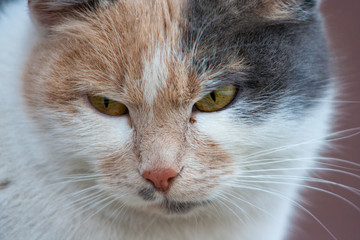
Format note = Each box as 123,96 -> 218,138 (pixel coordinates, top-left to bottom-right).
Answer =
88,95 -> 128,116
194,84 -> 237,112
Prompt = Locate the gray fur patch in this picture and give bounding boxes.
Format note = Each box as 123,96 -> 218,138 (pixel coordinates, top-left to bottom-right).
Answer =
162,199 -> 210,214
163,200 -> 200,214
184,0 -> 330,121
138,187 -> 156,201
0,179 -> 11,190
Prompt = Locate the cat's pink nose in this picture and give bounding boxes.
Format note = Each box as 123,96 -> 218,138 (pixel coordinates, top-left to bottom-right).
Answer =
142,168 -> 179,192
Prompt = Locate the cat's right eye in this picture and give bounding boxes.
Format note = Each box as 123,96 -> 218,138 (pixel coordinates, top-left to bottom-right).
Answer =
88,95 -> 128,116
194,84 -> 237,112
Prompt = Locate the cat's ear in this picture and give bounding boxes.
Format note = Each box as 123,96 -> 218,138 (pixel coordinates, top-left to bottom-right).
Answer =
28,0 -> 94,27
284,0 -> 323,10
261,0 -> 323,20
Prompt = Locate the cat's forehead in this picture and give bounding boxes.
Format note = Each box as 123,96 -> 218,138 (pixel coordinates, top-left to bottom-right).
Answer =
28,0 -> 328,119
55,0 -> 244,108
50,0 -> 303,95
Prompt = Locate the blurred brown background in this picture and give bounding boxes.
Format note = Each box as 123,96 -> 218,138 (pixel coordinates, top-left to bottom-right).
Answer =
290,1 -> 360,240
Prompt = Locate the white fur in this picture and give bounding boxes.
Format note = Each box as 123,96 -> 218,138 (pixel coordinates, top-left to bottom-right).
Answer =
194,95 -> 334,239
141,45 -> 169,107
0,1 -> 334,240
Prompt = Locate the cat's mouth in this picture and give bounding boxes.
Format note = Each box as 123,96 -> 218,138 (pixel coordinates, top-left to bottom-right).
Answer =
161,198 -> 209,214
141,198 -> 210,215
138,187 -> 210,215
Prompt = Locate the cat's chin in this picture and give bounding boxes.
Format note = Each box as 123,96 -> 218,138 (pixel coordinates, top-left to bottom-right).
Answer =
136,198 -> 211,218
161,198 -> 210,215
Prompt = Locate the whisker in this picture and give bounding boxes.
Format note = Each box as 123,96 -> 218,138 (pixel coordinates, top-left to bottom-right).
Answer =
214,194 -> 246,224
223,183 -> 338,240
231,179 -> 360,212
238,128 -> 360,162
51,173 -> 110,185
62,185 -> 100,199
220,189 -> 273,217
218,190 -> 253,222
304,100 -> 360,104
217,156 -> 360,173
236,174 -> 360,194
62,189 -> 104,212
237,157 -> 360,170
70,194 -> 119,236
239,167 -> 360,180
111,199 -> 130,224
55,173 -> 110,181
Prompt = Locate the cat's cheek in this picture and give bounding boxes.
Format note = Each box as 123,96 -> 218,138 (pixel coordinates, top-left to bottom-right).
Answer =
167,113 -> 240,199
93,143 -> 148,205
46,107 -> 134,163
192,110 -> 244,151
191,111 -> 246,167
97,152 -> 144,200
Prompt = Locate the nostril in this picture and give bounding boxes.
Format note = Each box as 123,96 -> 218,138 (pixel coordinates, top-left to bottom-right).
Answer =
142,168 -> 179,192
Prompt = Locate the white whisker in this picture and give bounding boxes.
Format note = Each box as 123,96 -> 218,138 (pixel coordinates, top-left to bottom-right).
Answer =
231,179 -> 360,211
223,183 -> 338,240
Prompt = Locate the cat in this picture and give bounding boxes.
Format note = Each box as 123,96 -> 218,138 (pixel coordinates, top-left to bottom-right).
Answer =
0,0 -> 336,239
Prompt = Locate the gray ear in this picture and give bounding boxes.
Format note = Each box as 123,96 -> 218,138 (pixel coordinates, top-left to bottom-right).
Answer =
301,0 -> 322,9
218,0 -> 323,23
256,0 -> 323,21
28,0 -> 97,27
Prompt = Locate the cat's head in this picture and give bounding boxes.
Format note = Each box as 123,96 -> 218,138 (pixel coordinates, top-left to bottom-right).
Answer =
24,0 -> 331,217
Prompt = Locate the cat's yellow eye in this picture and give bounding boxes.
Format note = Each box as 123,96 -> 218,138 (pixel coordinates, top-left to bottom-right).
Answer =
195,84 -> 237,112
88,95 -> 128,116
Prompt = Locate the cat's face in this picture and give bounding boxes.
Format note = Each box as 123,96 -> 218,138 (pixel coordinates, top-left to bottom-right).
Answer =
24,0 -> 331,217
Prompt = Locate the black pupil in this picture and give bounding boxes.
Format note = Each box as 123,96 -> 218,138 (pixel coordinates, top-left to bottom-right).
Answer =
104,98 -> 109,108
210,92 -> 216,102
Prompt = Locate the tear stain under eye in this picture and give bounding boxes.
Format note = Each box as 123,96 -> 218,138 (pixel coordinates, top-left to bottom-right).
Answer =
189,117 -> 196,124
138,187 -> 156,201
